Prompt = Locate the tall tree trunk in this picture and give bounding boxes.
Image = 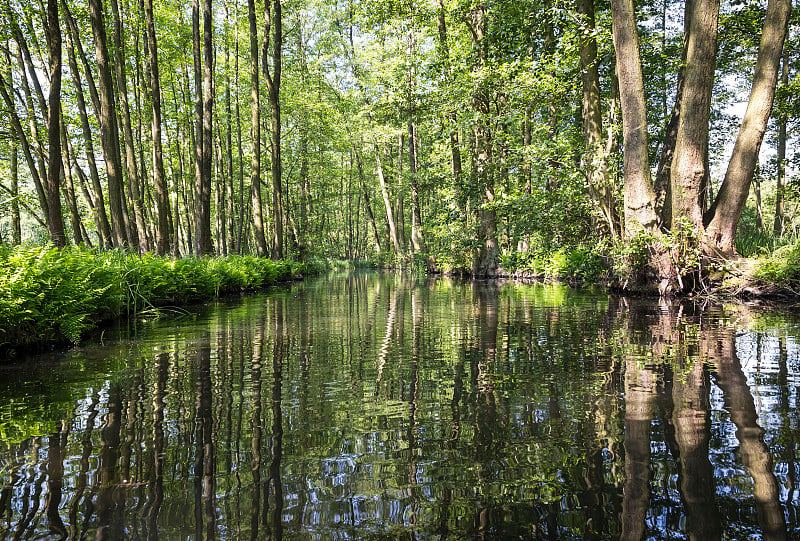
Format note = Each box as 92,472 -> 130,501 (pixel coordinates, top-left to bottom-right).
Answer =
263,0 -> 283,259
8,43 -> 51,225
11,141 -> 22,244
353,145 -> 382,254
198,0 -> 215,255
409,121 -> 424,254
610,0 -> 659,236
468,4 -> 498,276
436,0 -> 462,189
653,0 -> 692,226
145,0 -> 173,255
578,0 -> 621,238
89,0 -> 128,247
374,144 -> 402,254
773,45 -> 789,236
45,0 -> 67,247
235,5 -> 246,254
110,0 -> 148,251
249,0 -> 267,256
59,115 -> 84,245
670,0 -> 719,232
704,0 -> 790,254
62,1 -> 112,246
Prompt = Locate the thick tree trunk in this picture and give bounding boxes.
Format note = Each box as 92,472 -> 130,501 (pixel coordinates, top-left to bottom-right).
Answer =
249,0 -> 267,256
705,0 -> 790,254
610,0 -> 659,236
670,0 -> 719,231
578,0 -> 621,238
468,4 -> 498,276
89,0 -> 128,247
145,0 -> 173,255
45,0 -> 68,247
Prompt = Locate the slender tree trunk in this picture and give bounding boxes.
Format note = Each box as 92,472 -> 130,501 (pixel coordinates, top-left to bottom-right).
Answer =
774,45 -> 789,236
374,144 -> 402,254
89,0 -> 128,247
11,142 -> 22,244
610,0 -> 659,236
59,115 -> 84,245
263,0 -> 283,258
110,0 -> 147,251
62,2 -> 112,246
45,0 -> 67,247
409,122 -> 424,253
145,0 -> 173,255
249,0 -> 267,256
9,44 -> 50,224
436,0 -> 462,189
353,145 -> 382,254
197,0 -> 215,255
705,0 -> 790,254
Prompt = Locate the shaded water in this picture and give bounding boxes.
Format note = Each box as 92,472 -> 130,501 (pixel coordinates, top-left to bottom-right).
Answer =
1,272 -> 799,540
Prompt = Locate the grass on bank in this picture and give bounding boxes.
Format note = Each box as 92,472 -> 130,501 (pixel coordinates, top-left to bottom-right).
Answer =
0,245 -> 310,349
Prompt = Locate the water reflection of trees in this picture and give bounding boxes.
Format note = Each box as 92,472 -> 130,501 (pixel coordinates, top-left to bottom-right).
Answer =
0,275 -> 797,539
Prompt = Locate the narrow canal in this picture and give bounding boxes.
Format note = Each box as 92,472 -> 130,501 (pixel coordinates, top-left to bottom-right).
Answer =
1,272 -> 798,539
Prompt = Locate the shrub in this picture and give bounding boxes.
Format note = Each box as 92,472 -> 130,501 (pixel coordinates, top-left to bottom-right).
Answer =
0,246 -> 307,349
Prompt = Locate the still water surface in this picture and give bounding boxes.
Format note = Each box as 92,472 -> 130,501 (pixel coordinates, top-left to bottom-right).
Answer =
1,272 -> 799,539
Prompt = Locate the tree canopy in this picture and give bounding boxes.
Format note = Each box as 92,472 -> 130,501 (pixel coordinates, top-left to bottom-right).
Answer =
0,0 -> 797,285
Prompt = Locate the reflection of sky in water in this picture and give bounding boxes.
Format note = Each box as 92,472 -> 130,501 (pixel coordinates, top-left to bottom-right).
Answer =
0,274 -> 798,539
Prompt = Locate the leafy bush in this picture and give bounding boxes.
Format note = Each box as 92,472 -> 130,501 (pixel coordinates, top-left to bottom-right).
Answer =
752,239 -> 800,285
0,246 -> 307,349
501,244 -> 607,282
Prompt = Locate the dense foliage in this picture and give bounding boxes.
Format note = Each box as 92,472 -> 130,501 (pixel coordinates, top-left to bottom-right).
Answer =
0,0 -> 798,283
0,246 -> 306,347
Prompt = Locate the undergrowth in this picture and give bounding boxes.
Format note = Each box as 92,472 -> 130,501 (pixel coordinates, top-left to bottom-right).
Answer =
0,246 -> 307,349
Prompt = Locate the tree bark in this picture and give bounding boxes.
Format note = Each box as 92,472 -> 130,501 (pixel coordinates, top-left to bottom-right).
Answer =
45,0 -> 67,247
468,4 -> 498,276
670,0 -> 719,231
9,43 -> 50,224
198,0 -> 215,255
11,141 -> 22,244
89,0 -> 129,247
705,0 -> 790,254
249,0 -> 268,256
578,0 -> 621,238
610,0 -> 659,236
62,1 -> 112,246
353,145 -> 383,254
374,144 -> 402,254
773,45 -> 789,236
59,114 -> 84,245
110,0 -> 148,251
145,0 -> 173,255
263,0 -> 283,259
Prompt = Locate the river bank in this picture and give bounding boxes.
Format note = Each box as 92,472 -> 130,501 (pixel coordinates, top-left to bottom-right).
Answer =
0,245 -> 312,354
